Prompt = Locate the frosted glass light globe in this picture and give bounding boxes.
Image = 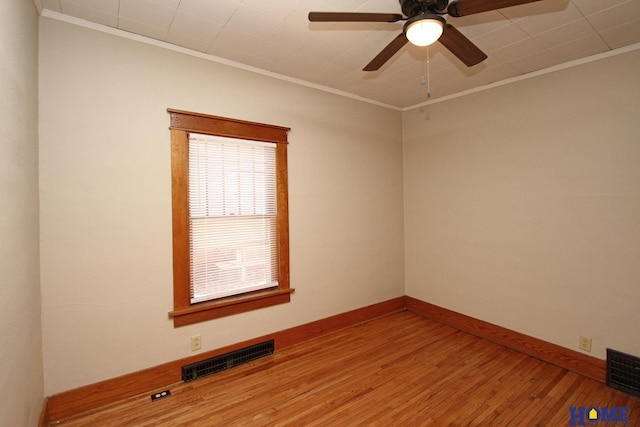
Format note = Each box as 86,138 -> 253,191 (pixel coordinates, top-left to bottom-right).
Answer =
405,15 -> 445,47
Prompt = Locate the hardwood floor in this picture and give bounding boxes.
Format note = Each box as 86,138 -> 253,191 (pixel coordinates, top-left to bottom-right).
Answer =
53,312 -> 640,426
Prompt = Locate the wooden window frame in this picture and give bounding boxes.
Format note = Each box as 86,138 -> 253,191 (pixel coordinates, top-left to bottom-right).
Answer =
167,109 -> 293,327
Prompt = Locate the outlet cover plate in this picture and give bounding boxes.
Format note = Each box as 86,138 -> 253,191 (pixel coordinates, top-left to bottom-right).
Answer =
579,336 -> 592,352
191,334 -> 202,351
151,390 -> 171,401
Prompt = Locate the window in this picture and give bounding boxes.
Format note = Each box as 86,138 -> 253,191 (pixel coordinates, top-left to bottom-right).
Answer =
189,134 -> 278,303
168,109 -> 293,327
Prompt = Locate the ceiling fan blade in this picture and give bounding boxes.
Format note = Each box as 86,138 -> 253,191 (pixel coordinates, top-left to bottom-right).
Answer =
308,12 -> 404,23
438,24 -> 487,67
448,0 -> 542,17
363,33 -> 408,71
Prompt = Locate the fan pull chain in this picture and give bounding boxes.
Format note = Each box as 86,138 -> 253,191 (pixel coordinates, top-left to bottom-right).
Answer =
419,48 -> 432,99
426,46 -> 432,99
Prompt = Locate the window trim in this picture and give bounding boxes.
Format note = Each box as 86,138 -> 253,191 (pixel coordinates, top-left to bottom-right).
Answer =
167,109 -> 293,327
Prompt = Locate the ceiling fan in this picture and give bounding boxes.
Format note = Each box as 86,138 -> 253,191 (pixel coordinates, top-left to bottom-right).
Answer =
309,0 -> 542,71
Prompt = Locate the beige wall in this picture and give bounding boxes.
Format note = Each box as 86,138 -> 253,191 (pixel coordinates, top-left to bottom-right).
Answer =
37,8 -> 640,402
38,18 -> 405,396
0,0 -> 43,425
403,49 -> 640,359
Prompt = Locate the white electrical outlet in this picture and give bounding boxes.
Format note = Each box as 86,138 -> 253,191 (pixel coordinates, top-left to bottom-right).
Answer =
579,336 -> 592,352
191,334 -> 202,351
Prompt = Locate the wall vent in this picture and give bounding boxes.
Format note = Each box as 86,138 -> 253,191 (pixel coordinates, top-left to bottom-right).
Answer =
181,340 -> 274,382
606,348 -> 640,397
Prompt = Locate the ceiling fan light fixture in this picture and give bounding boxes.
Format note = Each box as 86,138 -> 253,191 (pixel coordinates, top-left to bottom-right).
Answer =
404,14 -> 445,47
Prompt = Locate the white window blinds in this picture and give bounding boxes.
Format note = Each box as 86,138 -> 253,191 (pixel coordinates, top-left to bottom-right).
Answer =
188,133 -> 278,304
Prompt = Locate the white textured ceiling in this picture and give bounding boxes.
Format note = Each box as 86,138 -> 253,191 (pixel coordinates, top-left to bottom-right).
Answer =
38,0 -> 640,108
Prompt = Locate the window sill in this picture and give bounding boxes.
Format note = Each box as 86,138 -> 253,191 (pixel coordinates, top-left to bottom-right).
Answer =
169,288 -> 294,327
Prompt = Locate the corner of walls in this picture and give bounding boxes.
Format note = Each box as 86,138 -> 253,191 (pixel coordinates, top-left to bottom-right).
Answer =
0,0 -> 44,426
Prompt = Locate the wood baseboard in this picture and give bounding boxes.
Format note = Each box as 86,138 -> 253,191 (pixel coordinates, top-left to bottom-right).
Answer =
44,295 -> 607,422
46,296 -> 406,422
405,296 -> 606,383
38,397 -> 49,427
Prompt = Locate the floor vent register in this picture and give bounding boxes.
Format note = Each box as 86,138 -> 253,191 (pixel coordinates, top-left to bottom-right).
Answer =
181,339 -> 275,382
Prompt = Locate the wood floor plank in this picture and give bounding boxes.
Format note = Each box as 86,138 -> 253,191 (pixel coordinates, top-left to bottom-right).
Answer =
54,312 -> 640,426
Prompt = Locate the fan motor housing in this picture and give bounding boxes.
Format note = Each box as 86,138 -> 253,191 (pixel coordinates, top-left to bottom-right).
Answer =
400,0 -> 449,17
